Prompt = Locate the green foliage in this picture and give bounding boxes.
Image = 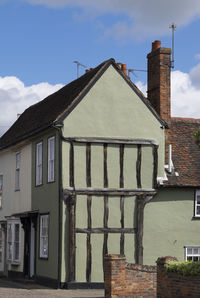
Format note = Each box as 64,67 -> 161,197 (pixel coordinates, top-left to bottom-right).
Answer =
194,127 -> 200,148
165,261 -> 200,276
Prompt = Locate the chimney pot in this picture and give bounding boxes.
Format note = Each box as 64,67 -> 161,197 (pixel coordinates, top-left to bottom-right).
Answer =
152,40 -> 161,52
117,62 -> 127,75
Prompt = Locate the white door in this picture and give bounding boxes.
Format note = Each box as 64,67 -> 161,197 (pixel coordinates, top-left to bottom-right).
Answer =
0,227 -> 4,272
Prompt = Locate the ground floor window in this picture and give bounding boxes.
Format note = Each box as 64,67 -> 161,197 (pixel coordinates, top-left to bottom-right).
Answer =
185,246 -> 200,261
40,214 -> 49,259
7,219 -> 21,264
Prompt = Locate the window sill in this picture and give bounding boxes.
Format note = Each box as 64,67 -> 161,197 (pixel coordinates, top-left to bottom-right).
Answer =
192,216 -> 200,220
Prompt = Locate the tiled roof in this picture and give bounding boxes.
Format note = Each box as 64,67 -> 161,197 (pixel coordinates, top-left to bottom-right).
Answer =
165,117 -> 200,187
0,58 -> 165,150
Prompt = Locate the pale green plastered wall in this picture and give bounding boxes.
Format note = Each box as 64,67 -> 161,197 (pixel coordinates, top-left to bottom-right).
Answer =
62,64 -> 165,184
143,188 -> 199,265
61,65 -> 165,282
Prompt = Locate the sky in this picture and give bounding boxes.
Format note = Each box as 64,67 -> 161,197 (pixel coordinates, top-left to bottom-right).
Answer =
1,0 -> 200,136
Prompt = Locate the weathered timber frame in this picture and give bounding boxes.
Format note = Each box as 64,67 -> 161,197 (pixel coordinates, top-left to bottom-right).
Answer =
63,137 -> 158,282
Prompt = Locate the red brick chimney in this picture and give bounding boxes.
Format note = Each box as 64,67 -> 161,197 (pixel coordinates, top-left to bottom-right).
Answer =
147,40 -> 171,122
117,63 -> 127,75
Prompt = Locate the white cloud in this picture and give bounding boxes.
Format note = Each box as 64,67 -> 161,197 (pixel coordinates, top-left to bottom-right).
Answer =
136,69 -> 200,118
171,70 -> 200,118
0,76 -> 63,136
23,0 -> 200,39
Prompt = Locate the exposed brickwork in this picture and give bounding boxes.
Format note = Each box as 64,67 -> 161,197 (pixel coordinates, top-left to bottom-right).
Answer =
104,254 -> 157,297
147,41 -> 171,122
157,256 -> 200,298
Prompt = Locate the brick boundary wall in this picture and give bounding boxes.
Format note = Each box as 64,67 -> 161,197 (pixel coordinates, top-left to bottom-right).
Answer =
157,256 -> 200,298
104,254 -> 157,297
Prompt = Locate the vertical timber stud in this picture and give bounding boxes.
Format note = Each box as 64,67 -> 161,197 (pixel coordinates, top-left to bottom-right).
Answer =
136,144 -> 142,188
153,145 -> 158,189
103,144 -> 108,268
86,143 -> 92,282
119,144 -> 125,255
136,195 -> 145,265
69,142 -> 75,281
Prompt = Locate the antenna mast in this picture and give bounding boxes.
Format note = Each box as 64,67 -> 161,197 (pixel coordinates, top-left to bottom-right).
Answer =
169,23 -> 176,68
73,61 -> 86,78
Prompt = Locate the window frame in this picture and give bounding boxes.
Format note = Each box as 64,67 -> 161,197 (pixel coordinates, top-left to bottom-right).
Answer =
47,136 -> 55,183
36,141 -> 43,186
39,214 -> 49,259
0,175 -> 3,209
195,190 -> 200,217
15,152 -> 20,191
7,219 -> 21,264
185,245 -> 200,262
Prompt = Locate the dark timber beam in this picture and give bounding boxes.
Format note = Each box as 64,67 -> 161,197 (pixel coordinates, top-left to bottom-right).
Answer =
64,188 -> 157,197
68,142 -> 75,282
153,145 -> 158,189
63,136 -> 158,146
86,143 -> 92,283
103,144 -> 108,271
136,144 -> 142,189
119,145 -> 125,255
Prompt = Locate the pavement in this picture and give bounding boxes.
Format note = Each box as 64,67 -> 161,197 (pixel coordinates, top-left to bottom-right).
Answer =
0,277 -> 104,298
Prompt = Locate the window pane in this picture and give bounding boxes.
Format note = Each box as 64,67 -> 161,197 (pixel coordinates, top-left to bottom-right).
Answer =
197,206 -> 200,215
16,153 -> 20,169
0,176 -> 3,191
187,248 -> 192,254
197,195 -> 200,204
15,224 -> 19,242
187,256 -> 192,261
14,242 -> 19,261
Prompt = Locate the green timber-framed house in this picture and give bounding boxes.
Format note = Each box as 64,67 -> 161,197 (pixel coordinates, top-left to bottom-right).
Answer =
0,40 -> 200,288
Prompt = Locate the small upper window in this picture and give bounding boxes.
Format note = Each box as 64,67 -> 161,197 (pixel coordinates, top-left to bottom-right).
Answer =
195,190 -> 200,217
36,142 -> 43,186
185,246 -> 200,262
48,136 -> 55,182
15,152 -> 20,191
0,175 -> 3,208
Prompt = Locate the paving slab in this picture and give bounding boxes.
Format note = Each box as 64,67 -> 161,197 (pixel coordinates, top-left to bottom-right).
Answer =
0,278 -> 104,298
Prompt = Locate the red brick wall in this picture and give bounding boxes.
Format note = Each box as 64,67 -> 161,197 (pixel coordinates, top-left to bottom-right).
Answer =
157,256 -> 200,298
147,41 -> 171,122
104,254 -> 157,297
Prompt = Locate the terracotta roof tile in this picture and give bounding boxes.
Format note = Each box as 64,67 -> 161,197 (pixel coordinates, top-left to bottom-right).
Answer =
165,118 -> 200,187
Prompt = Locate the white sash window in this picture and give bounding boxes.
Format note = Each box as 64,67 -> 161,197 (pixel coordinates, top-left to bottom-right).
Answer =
15,152 -> 20,190
48,137 -> 55,182
7,220 -> 21,264
36,142 -> 43,186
